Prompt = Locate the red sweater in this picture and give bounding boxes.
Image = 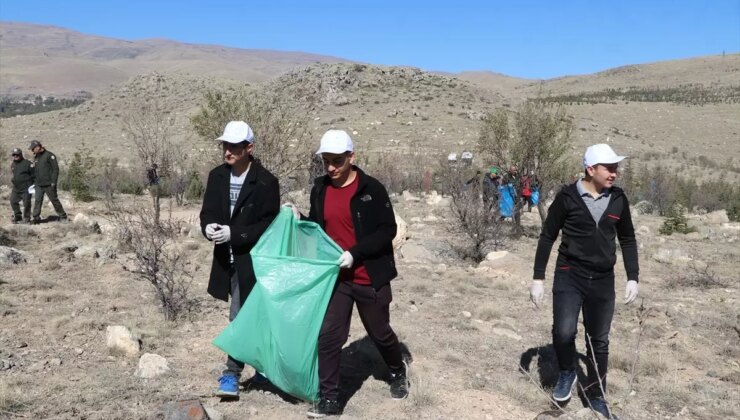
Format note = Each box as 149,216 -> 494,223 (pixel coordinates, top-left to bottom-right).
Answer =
323,175 -> 371,285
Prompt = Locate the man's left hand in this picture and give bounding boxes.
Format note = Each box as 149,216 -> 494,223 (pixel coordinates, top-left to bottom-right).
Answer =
337,251 -> 354,269
212,225 -> 231,244
624,280 -> 639,304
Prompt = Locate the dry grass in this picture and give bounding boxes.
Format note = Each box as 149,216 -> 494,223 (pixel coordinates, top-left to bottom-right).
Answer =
405,368 -> 438,411
0,380 -> 27,416
476,304 -> 503,321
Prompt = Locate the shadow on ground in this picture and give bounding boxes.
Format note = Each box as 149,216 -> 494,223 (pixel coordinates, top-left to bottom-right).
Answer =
337,335 -> 412,408
519,344 -> 595,410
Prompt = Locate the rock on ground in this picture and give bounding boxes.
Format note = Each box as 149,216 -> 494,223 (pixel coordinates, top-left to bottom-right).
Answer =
106,325 -> 140,358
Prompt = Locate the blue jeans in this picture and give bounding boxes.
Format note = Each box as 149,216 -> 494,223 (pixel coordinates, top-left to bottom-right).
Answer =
552,268 -> 615,398
224,270 -> 244,376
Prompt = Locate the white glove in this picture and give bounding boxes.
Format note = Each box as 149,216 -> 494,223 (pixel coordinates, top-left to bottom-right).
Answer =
337,251 -> 354,269
624,280 -> 639,304
212,225 -> 231,244
530,280 -> 545,308
205,223 -> 219,240
28,185 -> 35,194
282,202 -> 300,219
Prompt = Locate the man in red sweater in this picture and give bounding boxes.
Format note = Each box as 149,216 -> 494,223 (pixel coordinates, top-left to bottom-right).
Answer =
288,129 -> 408,417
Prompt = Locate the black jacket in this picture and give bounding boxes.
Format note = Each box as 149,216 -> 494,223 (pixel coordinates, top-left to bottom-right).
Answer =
533,182 -> 639,281
199,159 -> 280,304
307,167 -> 398,290
11,158 -> 34,190
32,149 -> 60,187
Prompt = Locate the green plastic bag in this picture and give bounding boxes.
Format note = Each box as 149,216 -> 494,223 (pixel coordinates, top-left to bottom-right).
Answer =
212,207 -> 342,402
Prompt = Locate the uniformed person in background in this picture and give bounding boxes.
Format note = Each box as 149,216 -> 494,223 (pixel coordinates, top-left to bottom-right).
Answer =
10,148 -> 34,224
28,140 -> 67,224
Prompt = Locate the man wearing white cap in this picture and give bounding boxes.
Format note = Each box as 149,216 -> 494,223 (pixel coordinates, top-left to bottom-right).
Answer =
529,144 -> 639,419
286,129 -> 407,416
199,121 -> 280,397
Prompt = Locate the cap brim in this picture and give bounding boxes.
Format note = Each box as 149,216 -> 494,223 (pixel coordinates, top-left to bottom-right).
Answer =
600,155 -> 627,164
216,135 -> 252,144
315,147 -> 351,155
585,155 -> 627,167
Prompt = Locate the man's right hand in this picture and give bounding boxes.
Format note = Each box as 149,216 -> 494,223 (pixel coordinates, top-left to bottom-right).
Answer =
530,280 -> 545,308
205,223 -> 219,240
282,203 -> 300,219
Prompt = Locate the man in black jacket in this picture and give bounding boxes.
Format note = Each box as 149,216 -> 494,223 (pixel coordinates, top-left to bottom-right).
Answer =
287,130 -> 407,417
199,121 -> 280,398
29,140 -> 67,223
10,148 -> 34,223
530,144 -> 639,420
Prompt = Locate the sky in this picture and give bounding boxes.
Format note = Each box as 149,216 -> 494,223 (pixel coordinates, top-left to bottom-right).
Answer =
1,0 -> 738,79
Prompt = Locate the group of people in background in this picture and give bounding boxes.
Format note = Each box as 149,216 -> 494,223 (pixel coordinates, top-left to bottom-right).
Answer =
9,140 -> 67,224
470,164 -> 540,217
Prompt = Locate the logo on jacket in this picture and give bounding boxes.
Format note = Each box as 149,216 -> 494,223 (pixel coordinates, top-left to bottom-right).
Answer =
360,194 -> 372,202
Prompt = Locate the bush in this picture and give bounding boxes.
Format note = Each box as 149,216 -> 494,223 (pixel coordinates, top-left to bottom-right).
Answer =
190,87 -> 312,196
184,171 -> 205,201
64,147 -> 96,202
659,204 -> 696,235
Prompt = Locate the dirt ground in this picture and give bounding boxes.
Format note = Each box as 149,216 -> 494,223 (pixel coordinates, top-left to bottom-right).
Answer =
1,188 -> 738,420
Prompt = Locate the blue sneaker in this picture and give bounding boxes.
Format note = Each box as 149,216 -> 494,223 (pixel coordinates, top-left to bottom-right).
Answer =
552,370 -> 577,401
589,397 -> 618,419
216,374 -> 239,397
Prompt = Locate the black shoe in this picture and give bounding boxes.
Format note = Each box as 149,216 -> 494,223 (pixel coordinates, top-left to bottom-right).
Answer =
589,397 -> 618,419
306,398 -> 341,418
552,369 -> 577,402
30,218 -> 41,225
58,215 -> 68,223
389,361 -> 409,400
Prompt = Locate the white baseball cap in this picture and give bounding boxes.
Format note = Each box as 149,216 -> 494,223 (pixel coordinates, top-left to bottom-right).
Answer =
315,130 -> 354,155
216,121 -> 254,144
583,144 -> 626,168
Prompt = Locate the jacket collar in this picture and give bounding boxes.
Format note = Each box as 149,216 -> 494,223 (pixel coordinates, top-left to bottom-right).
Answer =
565,181 -> 623,200
214,158 -> 260,183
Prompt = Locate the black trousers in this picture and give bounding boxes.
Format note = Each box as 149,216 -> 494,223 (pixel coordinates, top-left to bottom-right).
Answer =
318,281 -> 403,400
552,268 -> 615,398
33,185 -> 67,219
10,188 -> 31,221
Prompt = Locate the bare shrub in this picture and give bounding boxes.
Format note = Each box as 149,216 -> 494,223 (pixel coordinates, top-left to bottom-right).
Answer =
626,300 -> 652,394
437,162 -> 505,262
676,262 -> 726,288
121,79 -> 186,224
109,204 -> 197,321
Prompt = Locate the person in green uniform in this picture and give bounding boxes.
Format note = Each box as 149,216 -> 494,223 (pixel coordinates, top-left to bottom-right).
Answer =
29,140 -> 67,223
10,148 -> 34,223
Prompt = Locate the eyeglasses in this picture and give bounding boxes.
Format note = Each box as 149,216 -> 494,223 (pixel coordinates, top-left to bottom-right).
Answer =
322,155 -> 349,167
